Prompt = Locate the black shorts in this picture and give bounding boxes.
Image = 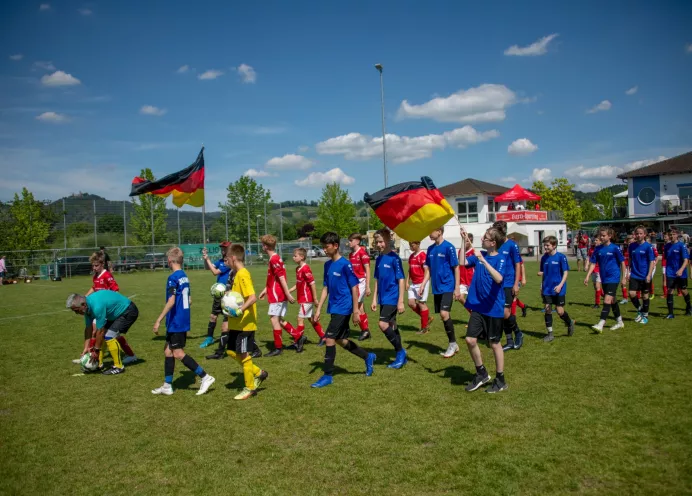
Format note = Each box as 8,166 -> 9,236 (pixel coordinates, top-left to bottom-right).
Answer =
227,330 -> 255,354
105,302 -> 138,335
379,305 -> 397,323
166,332 -> 187,350
503,287 -> 515,308
629,278 -> 650,293
433,292 -> 454,313
602,283 -> 619,297
211,297 -> 223,316
466,312 -> 504,343
325,314 -> 351,340
542,294 -> 566,307
667,277 -> 688,291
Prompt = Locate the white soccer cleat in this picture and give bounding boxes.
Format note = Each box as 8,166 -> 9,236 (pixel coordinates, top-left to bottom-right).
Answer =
72,358 -> 82,364
196,374 -> 216,396
440,342 -> 459,358
151,383 -> 174,395
591,324 -> 604,334
122,355 -> 139,365
610,321 -> 625,331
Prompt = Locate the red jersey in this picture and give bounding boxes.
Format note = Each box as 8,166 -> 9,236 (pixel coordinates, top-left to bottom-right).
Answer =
578,235 -> 588,249
349,247 -> 370,279
588,247 -> 599,273
623,244 -> 630,266
265,253 -> 287,303
408,251 -> 426,285
92,270 -> 119,292
652,246 -> 659,260
295,263 -> 316,304
458,248 -> 475,286
661,246 -> 667,267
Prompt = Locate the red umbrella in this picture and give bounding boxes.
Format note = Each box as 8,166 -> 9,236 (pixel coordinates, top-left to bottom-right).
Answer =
494,184 -> 541,202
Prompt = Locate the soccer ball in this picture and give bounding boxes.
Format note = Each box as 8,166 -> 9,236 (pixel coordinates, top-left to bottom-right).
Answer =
221,291 -> 244,316
80,354 -> 98,372
210,283 -> 226,299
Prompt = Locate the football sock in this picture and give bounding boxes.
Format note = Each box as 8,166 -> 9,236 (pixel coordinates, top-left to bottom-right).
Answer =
510,299 -> 518,316
358,313 -> 369,332
226,349 -> 236,359
324,345 -> 336,376
251,335 -> 260,353
642,298 -> 650,315
560,312 -> 572,326
181,354 -> 206,378
600,304 -> 611,321
411,306 -> 421,316
595,289 -> 602,305
443,318 -> 456,343
207,321 -> 217,338
517,299 -> 526,310
476,364 -> 487,376
164,356 -> 174,384
631,296 -> 640,311
272,329 -> 283,349
311,321 -> 325,339
241,356 -> 257,390
503,317 -> 514,342
216,332 -> 229,353
116,336 -> 135,356
497,372 -> 505,383
544,313 -> 553,328
612,302 -> 621,319
685,294 -> 691,310
667,295 -> 674,314
98,349 -> 103,368
622,287 -> 628,299
105,339 -> 123,369
663,284 -> 668,297
344,339 -> 369,360
282,321 -> 301,340
508,315 -> 519,334
420,309 -> 429,329
296,325 -> 305,338
382,325 -> 402,351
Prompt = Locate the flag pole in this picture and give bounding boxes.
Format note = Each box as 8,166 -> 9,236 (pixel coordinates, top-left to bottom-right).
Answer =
201,144 -> 206,248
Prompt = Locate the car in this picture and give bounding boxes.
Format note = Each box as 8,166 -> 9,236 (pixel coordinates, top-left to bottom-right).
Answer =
142,253 -> 167,269
306,249 -> 317,258
56,256 -> 93,277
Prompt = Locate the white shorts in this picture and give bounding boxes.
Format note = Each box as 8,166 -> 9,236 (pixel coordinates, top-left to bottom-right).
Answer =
298,303 -> 314,319
407,283 -> 429,302
268,302 -> 287,317
591,273 -> 601,284
459,284 -> 469,295
357,278 -> 367,303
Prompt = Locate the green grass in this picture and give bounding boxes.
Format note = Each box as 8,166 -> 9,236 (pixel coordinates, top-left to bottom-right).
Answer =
1,261 -> 691,495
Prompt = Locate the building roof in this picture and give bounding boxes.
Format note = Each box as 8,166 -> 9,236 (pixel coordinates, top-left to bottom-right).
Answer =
438,178 -> 509,197
617,151 -> 692,179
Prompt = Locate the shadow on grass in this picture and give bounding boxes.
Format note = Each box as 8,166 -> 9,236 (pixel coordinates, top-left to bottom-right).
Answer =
307,361 -> 366,376
420,364 -> 475,386
406,339 -> 445,355
172,370 -> 198,390
224,372 -> 245,390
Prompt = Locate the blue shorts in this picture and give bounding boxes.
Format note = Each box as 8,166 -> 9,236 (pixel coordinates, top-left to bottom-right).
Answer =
0,272 -> 5,278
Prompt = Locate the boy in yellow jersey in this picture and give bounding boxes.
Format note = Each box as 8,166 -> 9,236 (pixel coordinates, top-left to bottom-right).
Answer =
224,244 -> 268,400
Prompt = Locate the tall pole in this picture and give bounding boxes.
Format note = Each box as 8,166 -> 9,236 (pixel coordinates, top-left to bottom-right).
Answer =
246,203 -> 251,264
375,63 -> 388,188
177,208 -> 181,245
256,216 -> 260,245
150,200 -> 155,253
202,204 -> 206,246
224,207 -> 228,241
62,198 -> 67,251
264,201 -> 267,236
123,201 -> 127,246
93,199 -> 97,247
279,202 -> 284,259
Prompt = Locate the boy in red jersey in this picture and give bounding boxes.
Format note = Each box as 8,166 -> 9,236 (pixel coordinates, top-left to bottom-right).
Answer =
406,240 -> 432,333
259,235 -> 302,357
288,247 -> 326,346
648,235 -> 659,297
588,238 -> 604,308
620,233 -> 633,304
458,232 -> 475,316
348,233 -> 372,341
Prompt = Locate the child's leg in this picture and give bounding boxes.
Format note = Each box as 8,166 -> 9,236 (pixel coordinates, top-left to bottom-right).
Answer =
281,317 -> 301,340
337,337 -> 369,360
296,316 -> 305,338
544,303 -> 553,332
357,301 -> 369,334
308,316 -> 325,339
465,336 -> 483,368
104,331 -> 123,369
164,345 -> 175,385
408,298 -> 420,314
441,309 -> 456,343
207,313 -> 218,338
516,298 -> 526,310
379,313 -> 402,352
490,341 -> 505,381
173,348 -> 207,378
116,336 -> 135,356
418,302 -> 430,329
270,315 -> 283,349
556,305 -> 572,326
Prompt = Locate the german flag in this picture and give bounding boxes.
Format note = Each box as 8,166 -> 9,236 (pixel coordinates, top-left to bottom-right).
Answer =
364,177 -> 454,242
129,148 -> 205,207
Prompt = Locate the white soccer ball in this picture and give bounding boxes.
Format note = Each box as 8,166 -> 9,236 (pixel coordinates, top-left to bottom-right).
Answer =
210,283 -> 226,298
221,291 -> 244,316
80,353 -> 98,372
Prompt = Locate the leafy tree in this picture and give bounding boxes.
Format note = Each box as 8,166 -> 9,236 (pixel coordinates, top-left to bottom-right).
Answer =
129,169 -> 168,246
315,183 -> 359,238
580,199 -> 603,222
281,222 -> 298,241
297,222 -> 315,238
531,178 -> 583,231
67,221 -> 92,238
6,188 -> 51,251
98,213 -> 124,233
528,181 -> 549,210
220,176 -> 272,242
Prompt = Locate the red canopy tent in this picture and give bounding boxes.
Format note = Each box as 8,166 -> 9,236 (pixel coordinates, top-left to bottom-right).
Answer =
494,184 -> 541,202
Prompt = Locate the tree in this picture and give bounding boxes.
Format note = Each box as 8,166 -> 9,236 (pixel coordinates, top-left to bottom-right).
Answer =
281,222 -> 298,241
315,183 -> 359,238
129,169 -> 168,246
6,187 -> 52,251
579,199 -> 603,222
98,213 -> 124,233
528,181 -> 549,210
531,178 -> 583,231
67,221 -> 92,238
220,176 -> 272,242
297,222 -> 315,238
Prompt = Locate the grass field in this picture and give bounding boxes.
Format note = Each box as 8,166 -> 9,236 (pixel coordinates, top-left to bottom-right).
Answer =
1,260 -> 692,495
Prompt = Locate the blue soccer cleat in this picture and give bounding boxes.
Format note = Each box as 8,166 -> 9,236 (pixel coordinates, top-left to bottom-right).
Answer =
199,336 -> 215,348
387,350 -> 407,369
311,375 -> 333,388
365,353 -> 377,376
665,314 -> 675,319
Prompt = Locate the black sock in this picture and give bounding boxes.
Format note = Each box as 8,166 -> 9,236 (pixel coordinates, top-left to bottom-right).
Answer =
443,318 -> 456,343
207,321 -> 217,338
216,332 -> 229,353
631,296 -> 640,311
508,314 -> 519,334
544,313 -> 553,329
344,339 -> 369,360
382,325 -> 402,351
503,318 -> 514,342
685,294 -> 691,309
560,311 -> 572,326
600,304 -> 611,321
165,356 -> 175,379
642,298 -> 650,315
476,364 -> 487,376
667,294 -> 674,315
324,345 -> 336,376
612,302 -> 621,319
497,371 -> 505,383
181,354 -> 206,378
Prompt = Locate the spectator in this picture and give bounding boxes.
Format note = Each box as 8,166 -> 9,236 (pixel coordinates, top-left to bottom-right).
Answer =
534,203 -> 541,211
0,255 -> 5,286
508,202 -> 516,211
99,246 -> 112,272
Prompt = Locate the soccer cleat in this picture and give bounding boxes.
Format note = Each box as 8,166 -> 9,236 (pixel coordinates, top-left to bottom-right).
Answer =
295,335 -> 307,353
234,387 -> 256,400
102,366 -> 125,375
358,330 -> 371,341
254,370 -> 268,389
465,372 -> 491,392
567,320 -> 575,337
365,353 -> 377,376
122,355 -> 139,365
205,351 -> 225,360
266,348 -> 283,357
521,306 -> 527,318
311,375 -> 333,388
317,338 -> 326,347
634,313 -> 643,323
686,308 -> 692,317
591,304 -> 600,309
610,321 -> 625,331
387,350 -> 408,369
440,342 -> 459,358
640,317 -> 649,325
251,348 -> 263,359
485,378 -> 508,394
619,299 -> 628,305
592,323 -> 604,334
72,358 -> 82,364
199,336 -> 215,348
543,332 -> 554,343
664,314 -> 675,319
151,383 -> 174,395
502,341 -> 515,352
419,315 -> 434,333
514,331 -> 524,349
196,374 -> 216,396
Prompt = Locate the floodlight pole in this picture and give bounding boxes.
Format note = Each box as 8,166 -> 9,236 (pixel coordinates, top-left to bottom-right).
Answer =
375,63 -> 388,188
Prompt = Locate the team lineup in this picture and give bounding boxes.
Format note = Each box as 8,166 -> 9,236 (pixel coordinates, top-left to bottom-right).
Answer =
65,222 -> 691,398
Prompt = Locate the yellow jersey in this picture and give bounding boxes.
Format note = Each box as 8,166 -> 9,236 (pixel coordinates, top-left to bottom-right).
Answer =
227,267 -> 258,331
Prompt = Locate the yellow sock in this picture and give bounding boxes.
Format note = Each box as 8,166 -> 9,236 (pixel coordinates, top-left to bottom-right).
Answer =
98,349 -> 104,368
241,356 -> 256,390
106,339 -> 123,368
252,364 -> 261,377
226,349 -> 237,359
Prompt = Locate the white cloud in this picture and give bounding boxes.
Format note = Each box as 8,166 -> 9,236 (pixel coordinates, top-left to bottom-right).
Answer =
41,70 -> 81,86
265,154 -> 313,170
565,156 -> 666,179
578,183 -> 600,193
625,86 -> 638,95
686,43 -> 692,53
139,105 -> 167,116
236,63 -> 256,83
504,33 -> 559,56
316,125 -> 499,164
508,138 -> 538,156
77,8 -> 92,15
298,145 -> 309,153
177,65 -> 189,73
9,54 -> 23,61
397,84 -> 516,123
586,100 -> 612,114
243,168 -> 277,178
295,168 -> 355,187
36,111 -> 69,123
33,61 -> 56,71
198,69 -> 224,80
39,3 -> 50,10
530,168 -> 552,182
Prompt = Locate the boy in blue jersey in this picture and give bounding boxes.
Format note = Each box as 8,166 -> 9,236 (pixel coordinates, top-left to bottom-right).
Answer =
461,227 -> 508,393
538,236 -> 575,342
370,229 -> 407,369
151,247 -> 215,396
200,241 -> 232,348
628,226 -> 656,324
311,232 -> 377,388
664,228 -> 691,318
420,225 -> 461,358
584,227 -> 627,332
492,221 -> 524,352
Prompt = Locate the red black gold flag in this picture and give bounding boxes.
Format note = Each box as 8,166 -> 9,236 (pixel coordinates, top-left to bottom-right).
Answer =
364,177 -> 454,242
129,148 -> 205,207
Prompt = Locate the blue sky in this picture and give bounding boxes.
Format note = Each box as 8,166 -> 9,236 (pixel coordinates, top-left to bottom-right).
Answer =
1,0 -> 691,212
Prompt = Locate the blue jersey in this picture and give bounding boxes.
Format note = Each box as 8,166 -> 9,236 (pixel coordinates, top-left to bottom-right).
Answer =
590,243 -> 624,284
498,239 -> 522,288
424,240 -> 459,294
665,241 -> 689,278
166,269 -> 191,333
464,252 -> 506,318
540,252 -> 569,296
628,242 -> 655,280
84,290 -> 132,330
323,256 -> 359,315
213,259 -> 231,285
374,251 -> 405,306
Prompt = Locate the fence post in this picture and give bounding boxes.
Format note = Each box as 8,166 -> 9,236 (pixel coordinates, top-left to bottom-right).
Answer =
264,201 -> 267,236
279,202 -> 284,258
246,203 -> 251,265
224,207 -> 228,241
93,199 -> 97,247
150,200 -> 155,254
123,201 -> 127,246
177,207 -> 181,246
63,198 -> 67,250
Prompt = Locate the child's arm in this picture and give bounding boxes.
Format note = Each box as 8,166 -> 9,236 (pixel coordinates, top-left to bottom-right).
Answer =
397,278 -> 405,314
202,250 -> 222,275
309,281 -> 318,306
453,265 -> 461,300
279,275 -> 295,303
238,293 -> 257,314
370,280 -> 379,312
405,271 -> 410,290
351,285 -> 361,326
107,274 -> 119,292
521,264 -> 527,286
288,284 -> 297,293
420,265 -> 430,292
153,296 -> 175,334
315,286 -> 328,322
555,269 -> 569,294
364,261 -> 371,297
477,252 -> 504,284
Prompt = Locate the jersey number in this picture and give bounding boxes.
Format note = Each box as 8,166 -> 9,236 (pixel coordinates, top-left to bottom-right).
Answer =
182,288 -> 190,309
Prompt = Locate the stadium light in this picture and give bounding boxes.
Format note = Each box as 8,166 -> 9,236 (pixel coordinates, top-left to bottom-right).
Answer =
374,63 -> 387,188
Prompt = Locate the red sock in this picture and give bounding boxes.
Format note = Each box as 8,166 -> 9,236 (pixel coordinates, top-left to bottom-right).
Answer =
296,324 -> 305,337
516,299 -> 526,310
311,321 -> 325,339
116,336 -> 135,356
637,291 -> 642,299
622,287 -> 628,299
510,298 -> 518,316
411,306 -> 421,316
272,329 -> 283,349
420,309 -> 429,328
595,289 -> 602,305
282,321 -> 301,340
650,281 -> 655,297
359,312 -> 369,331
663,284 -> 668,297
